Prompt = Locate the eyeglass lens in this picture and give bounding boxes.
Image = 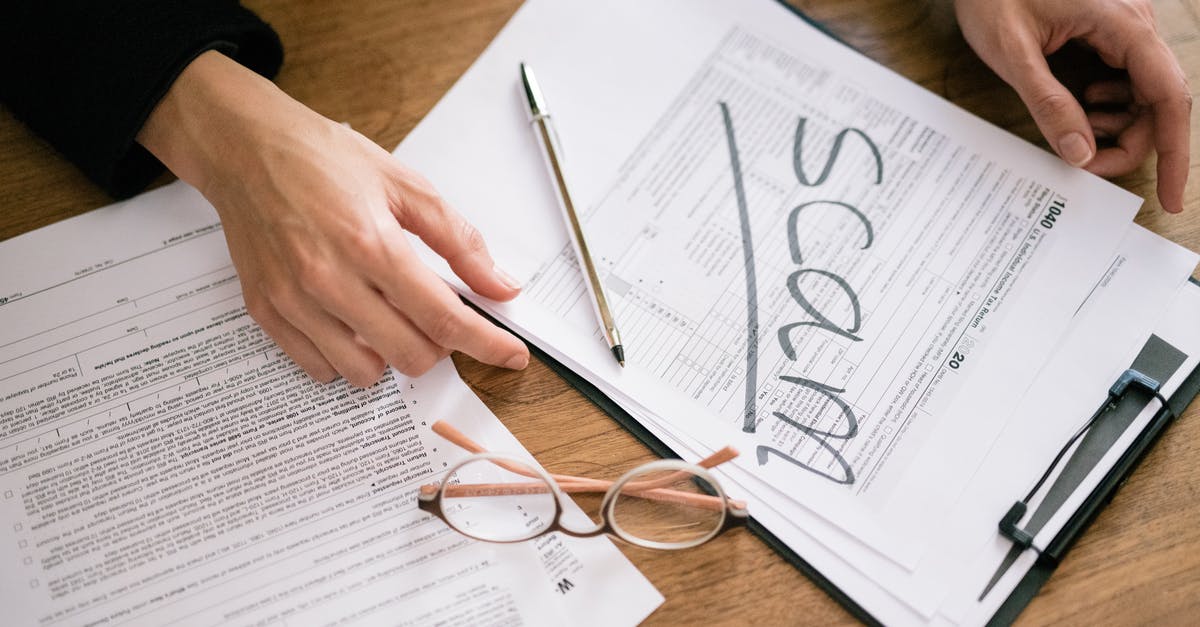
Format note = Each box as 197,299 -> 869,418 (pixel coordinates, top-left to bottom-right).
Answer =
611,467 -> 725,547
441,457 -> 557,542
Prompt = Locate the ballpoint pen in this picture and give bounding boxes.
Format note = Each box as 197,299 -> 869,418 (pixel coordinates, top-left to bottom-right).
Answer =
520,62 -> 626,367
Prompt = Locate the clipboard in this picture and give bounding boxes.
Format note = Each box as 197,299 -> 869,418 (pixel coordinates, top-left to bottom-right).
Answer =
478,1 -> 1200,616
447,4 -> 1200,622
516,277 -> 1200,625
986,279 -> 1200,624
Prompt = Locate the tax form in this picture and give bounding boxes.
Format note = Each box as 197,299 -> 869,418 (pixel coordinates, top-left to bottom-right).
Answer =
393,0 -> 1200,623
0,182 -> 662,626
397,0 -> 1139,562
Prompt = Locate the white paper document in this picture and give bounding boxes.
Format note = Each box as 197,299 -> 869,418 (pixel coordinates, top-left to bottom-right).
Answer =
0,182 -> 662,626
394,0 -> 1200,623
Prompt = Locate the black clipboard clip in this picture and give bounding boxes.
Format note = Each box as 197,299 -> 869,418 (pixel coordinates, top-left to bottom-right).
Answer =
998,369 -> 1173,553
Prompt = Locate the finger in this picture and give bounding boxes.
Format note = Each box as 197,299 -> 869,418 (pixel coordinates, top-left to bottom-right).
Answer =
1004,40 -> 1097,167
312,274 -> 450,377
374,245 -> 530,370
269,285 -> 387,387
244,295 -> 338,383
1085,112 -> 1154,178
337,220 -> 529,371
390,170 -> 523,301
1125,40 -> 1191,213
1084,80 -> 1134,107
1087,111 -> 1135,139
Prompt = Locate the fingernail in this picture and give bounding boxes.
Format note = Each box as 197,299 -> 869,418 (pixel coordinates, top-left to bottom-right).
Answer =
504,353 -> 529,370
1058,132 -> 1093,167
494,265 -> 522,290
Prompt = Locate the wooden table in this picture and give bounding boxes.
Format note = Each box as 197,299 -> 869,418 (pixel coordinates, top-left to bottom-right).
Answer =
2,1 -> 1198,624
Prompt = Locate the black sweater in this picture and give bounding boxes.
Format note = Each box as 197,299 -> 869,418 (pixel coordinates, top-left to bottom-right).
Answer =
1,1 -> 283,198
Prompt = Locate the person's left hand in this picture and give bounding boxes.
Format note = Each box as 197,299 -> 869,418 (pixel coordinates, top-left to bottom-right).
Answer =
137,51 -> 530,387
954,0 -> 1191,213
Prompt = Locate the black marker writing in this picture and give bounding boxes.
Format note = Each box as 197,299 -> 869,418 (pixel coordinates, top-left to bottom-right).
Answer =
793,118 -> 883,186
719,102 -> 762,434
721,103 -> 883,485
779,268 -> 863,356
787,200 -> 873,266
756,376 -> 858,485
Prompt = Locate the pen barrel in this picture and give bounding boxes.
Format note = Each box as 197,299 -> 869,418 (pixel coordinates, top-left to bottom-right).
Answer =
529,115 -> 622,353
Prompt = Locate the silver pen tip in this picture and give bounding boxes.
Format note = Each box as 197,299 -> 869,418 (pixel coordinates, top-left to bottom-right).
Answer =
519,62 -> 547,118
612,345 -> 625,367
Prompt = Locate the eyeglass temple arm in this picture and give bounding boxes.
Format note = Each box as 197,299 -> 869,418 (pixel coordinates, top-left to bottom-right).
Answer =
429,420 -> 746,510
432,420 -> 551,479
432,419 -> 738,482
615,446 -> 739,493
425,481 -> 741,513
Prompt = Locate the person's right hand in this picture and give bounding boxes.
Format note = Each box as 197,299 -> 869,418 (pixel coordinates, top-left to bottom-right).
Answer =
955,0 -> 1191,213
137,50 -> 529,387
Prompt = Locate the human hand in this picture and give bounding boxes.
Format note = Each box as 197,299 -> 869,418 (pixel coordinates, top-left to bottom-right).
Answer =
954,0 -> 1191,212
137,51 -> 529,387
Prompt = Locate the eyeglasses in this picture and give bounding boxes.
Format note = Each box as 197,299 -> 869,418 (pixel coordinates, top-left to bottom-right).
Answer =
417,421 -> 748,550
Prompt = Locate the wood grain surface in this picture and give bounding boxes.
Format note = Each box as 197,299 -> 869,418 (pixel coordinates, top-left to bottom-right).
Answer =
2,1 -> 1198,624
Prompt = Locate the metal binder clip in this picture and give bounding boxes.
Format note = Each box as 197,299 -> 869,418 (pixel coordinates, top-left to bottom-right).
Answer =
998,368 -> 1167,553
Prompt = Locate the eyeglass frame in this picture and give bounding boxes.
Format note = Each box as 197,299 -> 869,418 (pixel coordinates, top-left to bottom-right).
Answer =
416,421 -> 749,550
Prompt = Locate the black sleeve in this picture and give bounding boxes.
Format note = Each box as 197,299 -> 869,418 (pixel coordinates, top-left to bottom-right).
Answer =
0,1 -> 283,198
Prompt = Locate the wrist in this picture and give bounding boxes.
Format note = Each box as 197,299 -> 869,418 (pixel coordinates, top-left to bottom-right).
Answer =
136,49 -> 288,197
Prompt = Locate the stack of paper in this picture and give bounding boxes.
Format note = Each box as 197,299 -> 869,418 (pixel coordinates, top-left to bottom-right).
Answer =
0,181 -> 663,625
395,0 -> 1200,623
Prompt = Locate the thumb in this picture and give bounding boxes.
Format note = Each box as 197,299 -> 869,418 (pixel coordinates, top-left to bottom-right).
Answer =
1005,42 -> 1096,168
397,188 -> 522,302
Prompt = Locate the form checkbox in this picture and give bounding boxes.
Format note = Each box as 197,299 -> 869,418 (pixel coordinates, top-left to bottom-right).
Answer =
13,523 -> 22,532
